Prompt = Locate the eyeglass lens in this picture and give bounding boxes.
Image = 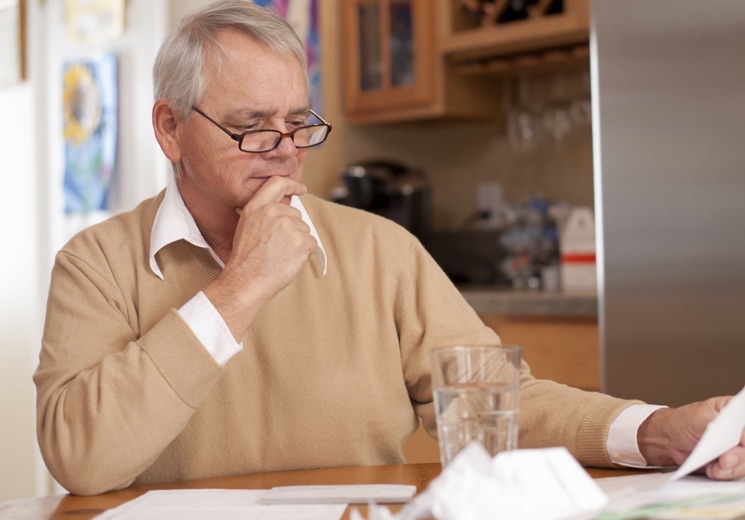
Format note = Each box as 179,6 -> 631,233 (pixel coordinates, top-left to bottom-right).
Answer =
239,126 -> 329,152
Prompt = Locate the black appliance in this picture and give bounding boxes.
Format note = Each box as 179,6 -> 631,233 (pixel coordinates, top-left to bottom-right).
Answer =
335,161 -> 432,245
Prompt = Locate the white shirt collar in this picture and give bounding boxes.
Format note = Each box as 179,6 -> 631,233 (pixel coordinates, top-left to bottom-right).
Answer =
149,176 -> 327,279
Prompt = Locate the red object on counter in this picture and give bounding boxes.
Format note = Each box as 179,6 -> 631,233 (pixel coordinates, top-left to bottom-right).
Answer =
561,253 -> 596,263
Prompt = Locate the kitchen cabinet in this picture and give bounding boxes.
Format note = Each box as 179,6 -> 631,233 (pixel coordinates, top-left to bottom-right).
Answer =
342,1 -> 591,124
342,0 -> 499,124
342,0 -> 434,118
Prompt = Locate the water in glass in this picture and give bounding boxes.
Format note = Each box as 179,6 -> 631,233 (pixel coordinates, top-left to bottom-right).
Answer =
434,381 -> 518,467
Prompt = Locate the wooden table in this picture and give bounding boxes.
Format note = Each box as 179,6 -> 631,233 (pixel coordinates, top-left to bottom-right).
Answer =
0,463 -> 641,519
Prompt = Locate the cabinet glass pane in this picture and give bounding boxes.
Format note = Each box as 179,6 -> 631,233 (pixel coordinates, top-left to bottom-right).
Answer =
358,3 -> 382,91
390,1 -> 414,87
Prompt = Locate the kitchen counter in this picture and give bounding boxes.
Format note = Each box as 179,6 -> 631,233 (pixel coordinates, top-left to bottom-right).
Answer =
459,287 -> 598,317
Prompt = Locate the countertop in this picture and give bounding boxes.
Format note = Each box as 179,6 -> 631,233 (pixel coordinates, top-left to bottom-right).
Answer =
459,287 -> 598,317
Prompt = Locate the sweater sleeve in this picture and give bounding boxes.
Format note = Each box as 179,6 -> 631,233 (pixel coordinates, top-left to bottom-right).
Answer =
397,238 -> 503,436
518,378 -> 643,467
397,239 -> 641,467
34,250 -> 225,495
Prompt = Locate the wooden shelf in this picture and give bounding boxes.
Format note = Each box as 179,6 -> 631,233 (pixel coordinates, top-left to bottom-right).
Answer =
439,0 -> 590,63
454,44 -> 590,78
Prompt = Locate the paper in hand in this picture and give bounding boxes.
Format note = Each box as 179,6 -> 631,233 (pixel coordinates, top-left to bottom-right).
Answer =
668,384 -> 745,481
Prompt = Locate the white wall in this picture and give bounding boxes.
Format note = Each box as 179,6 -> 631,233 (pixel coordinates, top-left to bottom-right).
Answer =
0,0 -> 48,501
0,76 -> 43,503
0,0 -> 168,501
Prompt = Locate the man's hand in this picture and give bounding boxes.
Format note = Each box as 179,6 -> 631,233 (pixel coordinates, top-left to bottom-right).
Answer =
204,176 -> 317,339
638,396 -> 745,480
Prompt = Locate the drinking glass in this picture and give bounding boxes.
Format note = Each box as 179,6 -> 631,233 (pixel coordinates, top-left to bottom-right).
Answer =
431,344 -> 522,467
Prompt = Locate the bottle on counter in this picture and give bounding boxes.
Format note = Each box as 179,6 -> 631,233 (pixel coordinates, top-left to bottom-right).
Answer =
559,207 -> 597,293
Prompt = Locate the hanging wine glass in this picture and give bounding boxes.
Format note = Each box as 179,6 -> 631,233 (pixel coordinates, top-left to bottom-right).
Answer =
570,68 -> 592,128
506,74 -> 543,153
541,72 -> 574,149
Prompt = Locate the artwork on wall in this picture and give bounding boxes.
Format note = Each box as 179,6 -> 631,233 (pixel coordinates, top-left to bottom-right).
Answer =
64,0 -> 125,45
253,0 -> 322,115
62,53 -> 118,214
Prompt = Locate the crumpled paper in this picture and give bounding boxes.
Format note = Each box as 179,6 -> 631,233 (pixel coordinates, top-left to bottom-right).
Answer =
351,442 -> 608,520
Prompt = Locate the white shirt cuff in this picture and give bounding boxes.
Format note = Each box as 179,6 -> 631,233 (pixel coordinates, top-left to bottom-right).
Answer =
177,291 -> 243,366
607,403 -> 667,467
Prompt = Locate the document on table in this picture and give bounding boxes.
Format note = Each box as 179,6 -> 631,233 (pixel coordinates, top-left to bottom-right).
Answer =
95,485 -> 416,520
595,475 -> 745,520
259,484 -> 416,504
95,489 -> 345,519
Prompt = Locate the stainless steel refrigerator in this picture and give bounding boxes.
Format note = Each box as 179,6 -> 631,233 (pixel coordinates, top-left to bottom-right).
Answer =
592,0 -> 745,406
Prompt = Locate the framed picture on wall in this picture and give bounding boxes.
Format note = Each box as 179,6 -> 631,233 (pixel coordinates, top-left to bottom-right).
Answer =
0,0 -> 26,85
64,0 -> 125,45
62,53 -> 119,214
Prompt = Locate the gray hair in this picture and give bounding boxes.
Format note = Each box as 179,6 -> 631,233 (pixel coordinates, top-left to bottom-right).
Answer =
153,0 -> 309,118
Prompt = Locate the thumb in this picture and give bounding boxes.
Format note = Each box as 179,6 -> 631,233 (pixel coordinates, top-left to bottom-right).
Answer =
708,396 -> 733,415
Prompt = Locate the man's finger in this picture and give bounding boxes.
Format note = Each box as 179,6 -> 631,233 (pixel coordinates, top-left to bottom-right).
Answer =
706,446 -> 745,480
251,176 -> 307,205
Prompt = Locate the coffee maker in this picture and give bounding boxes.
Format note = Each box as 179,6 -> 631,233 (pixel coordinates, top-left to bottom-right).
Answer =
334,161 -> 432,245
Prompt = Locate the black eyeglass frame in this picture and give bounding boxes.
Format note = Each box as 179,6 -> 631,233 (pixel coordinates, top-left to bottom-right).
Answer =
191,105 -> 332,153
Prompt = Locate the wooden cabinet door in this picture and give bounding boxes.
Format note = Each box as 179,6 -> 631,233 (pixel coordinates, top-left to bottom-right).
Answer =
342,0 -> 436,117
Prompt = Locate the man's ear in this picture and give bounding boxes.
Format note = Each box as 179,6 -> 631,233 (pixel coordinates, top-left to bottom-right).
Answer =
152,99 -> 182,163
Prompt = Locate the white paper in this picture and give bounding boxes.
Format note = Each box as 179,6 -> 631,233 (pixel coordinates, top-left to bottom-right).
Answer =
355,443 -> 608,520
259,484 -> 416,504
94,489 -> 346,520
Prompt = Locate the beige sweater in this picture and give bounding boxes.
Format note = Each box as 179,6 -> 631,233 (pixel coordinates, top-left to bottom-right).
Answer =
34,193 -> 636,495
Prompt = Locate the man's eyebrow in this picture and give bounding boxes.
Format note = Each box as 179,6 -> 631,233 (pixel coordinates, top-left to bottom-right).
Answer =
227,107 -> 311,120
283,107 -> 313,119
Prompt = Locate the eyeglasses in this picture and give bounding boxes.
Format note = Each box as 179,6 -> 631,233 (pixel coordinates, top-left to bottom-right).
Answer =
191,106 -> 332,153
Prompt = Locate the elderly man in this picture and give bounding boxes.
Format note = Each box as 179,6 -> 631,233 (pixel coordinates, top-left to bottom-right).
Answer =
34,0 -> 745,496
